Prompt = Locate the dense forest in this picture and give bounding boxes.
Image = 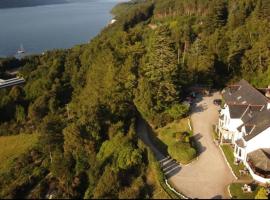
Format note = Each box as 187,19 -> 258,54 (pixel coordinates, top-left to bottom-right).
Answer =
0,0 -> 269,198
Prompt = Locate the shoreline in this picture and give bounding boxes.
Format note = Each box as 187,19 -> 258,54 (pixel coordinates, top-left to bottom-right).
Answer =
0,0 -> 123,58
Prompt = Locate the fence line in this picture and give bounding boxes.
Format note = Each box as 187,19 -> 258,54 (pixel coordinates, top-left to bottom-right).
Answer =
218,145 -> 238,180
188,118 -> 192,131
164,179 -> 188,199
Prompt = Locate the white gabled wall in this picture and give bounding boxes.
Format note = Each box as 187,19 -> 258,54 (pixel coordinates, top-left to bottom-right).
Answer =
233,130 -> 244,143
220,104 -> 243,141
246,127 -> 270,154
220,105 -> 231,130
220,104 -> 229,120
229,118 -> 243,132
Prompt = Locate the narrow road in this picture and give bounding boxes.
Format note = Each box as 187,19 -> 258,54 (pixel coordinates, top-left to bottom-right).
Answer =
136,117 -> 166,161
136,118 -> 181,179
136,92 -> 236,199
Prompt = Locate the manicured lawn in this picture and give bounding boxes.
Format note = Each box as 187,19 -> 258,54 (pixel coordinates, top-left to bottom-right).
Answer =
221,144 -> 248,178
0,133 -> 39,174
156,118 -> 191,146
156,118 -> 197,164
229,183 -> 262,199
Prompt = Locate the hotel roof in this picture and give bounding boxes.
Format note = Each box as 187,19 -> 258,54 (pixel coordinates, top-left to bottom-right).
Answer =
222,79 -> 270,141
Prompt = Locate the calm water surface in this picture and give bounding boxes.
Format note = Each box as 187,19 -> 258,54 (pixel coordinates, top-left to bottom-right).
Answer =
0,0 -> 126,57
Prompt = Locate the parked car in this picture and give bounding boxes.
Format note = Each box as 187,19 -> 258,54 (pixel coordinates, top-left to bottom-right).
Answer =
213,99 -> 222,106
190,92 -> 196,98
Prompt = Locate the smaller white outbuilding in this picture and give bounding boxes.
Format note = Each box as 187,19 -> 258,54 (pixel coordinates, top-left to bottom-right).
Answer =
109,19 -> 117,25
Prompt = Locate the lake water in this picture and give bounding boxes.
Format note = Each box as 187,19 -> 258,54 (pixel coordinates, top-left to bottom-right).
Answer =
0,0 -> 126,57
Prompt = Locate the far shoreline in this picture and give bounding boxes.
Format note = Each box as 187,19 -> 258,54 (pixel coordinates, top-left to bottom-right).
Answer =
0,0 -> 127,58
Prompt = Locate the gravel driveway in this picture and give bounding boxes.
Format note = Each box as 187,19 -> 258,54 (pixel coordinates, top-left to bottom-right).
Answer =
168,92 -> 235,199
136,92 -> 235,199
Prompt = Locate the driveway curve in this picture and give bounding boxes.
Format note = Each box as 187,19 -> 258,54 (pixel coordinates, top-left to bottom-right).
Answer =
168,92 -> 235,199
136,92 -> 235,199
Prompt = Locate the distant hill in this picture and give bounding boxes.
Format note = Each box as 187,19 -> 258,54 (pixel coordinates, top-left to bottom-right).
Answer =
0,0 -> 67,9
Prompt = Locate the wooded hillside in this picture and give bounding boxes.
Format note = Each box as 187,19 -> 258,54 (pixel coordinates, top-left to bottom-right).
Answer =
0,0 -> 269,198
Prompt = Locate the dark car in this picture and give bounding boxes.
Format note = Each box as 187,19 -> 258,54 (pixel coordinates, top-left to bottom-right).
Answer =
213,99 -> 222,106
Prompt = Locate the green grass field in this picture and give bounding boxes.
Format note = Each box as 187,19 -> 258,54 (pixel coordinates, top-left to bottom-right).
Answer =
0,134 -> 39,173
220,144 -> 251,180
156,118 -> 191,146
230,183 -> 262,199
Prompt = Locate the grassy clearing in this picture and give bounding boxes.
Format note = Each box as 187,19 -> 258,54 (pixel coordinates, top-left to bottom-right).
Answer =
220,145 -> 251,180
0,133 -> 39,173
156,118 -> 191,145
156,118 -> 197,164
229,183 -> 262,199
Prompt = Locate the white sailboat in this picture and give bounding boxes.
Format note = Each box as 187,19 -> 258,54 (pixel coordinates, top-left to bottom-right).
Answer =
17,44 -> 25,54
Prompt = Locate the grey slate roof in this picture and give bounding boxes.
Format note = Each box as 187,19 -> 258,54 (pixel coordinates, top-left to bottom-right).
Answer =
243,108 -> 270,141
222,79 -> 268,105
248,149 -> 270,172
228,104 -> 248,119
222,79 -> 270,141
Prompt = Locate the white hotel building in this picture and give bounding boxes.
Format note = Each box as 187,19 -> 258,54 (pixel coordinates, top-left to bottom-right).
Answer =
217,80 -> 270,183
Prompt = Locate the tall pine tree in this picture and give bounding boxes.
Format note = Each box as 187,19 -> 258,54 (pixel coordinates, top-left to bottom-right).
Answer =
142,25 -> 179,111
205,0 -> 228,33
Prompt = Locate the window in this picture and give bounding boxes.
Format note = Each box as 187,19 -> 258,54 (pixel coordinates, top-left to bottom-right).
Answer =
238,149 -> 242,157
